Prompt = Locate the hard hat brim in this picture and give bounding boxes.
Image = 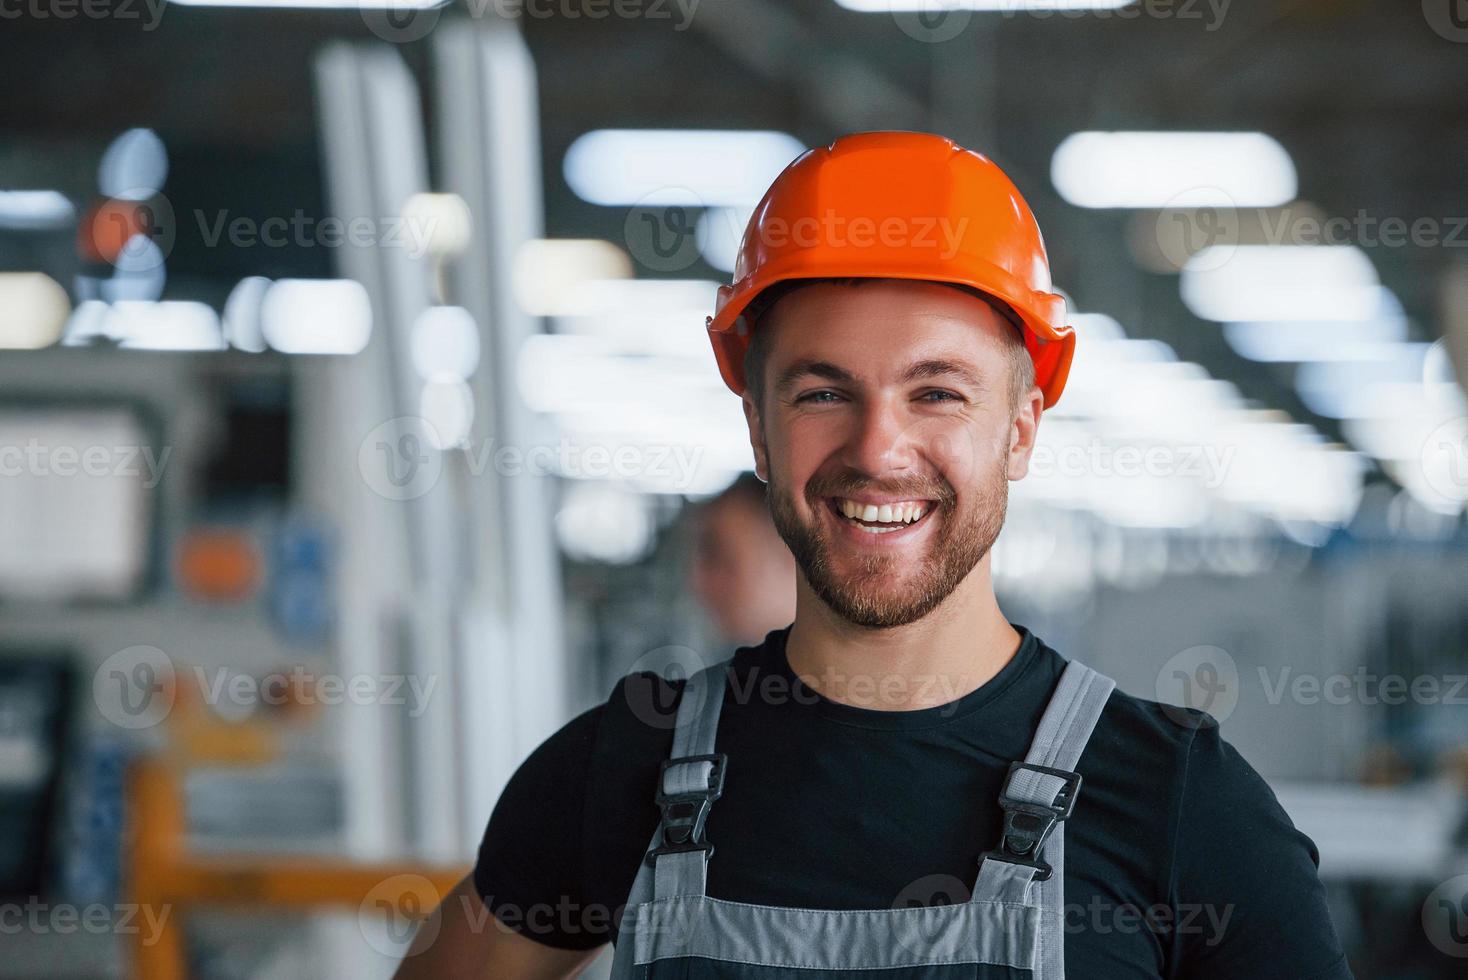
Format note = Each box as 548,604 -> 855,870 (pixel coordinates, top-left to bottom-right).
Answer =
706,259 -> 1075,410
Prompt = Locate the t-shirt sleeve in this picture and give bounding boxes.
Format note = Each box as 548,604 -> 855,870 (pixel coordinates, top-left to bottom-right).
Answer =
472,703 -> 605,951
1169,724 -> 1353,979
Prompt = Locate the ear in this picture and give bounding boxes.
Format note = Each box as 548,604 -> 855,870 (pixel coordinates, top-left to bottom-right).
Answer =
1006,385 -> 1044,481
742,392 -> 770,483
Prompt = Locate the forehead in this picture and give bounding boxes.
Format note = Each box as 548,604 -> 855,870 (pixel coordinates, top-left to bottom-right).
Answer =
761,279 -> 1012,381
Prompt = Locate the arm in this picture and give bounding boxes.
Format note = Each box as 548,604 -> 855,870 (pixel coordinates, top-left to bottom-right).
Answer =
1169,725 -> 1353,979
392,874 -> 605,980
396,701 -> 620,978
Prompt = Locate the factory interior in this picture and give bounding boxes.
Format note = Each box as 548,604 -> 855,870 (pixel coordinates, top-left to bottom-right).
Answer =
1,1 -> 1467,977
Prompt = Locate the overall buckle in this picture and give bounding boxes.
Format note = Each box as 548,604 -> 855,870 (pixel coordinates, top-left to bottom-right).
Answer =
978,761 -> 1083,882
648,753 -> 727,863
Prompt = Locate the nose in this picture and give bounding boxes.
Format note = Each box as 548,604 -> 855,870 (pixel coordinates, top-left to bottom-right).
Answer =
841,395 -> 917,478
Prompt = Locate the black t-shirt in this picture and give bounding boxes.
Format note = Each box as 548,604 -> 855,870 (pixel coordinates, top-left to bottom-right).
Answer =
475,625 -> 1353,979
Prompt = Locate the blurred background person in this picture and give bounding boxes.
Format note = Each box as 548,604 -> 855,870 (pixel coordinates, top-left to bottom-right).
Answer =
689,471 -> 797,649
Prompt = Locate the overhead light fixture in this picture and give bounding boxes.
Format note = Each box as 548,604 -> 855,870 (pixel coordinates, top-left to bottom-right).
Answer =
260,279 -> 372,354
401,192 -> 473,259
169,0 -> 444,7
113,301 -> 225,351
1222,287 -> 1408,362
1181,245 -> 1379,323
0,273 -> 70,349
0,191 -> 75,231
99,129 -> 168,200
223,277 -> 272,353
411,306 -> 480,381
1052,131 -> 1296,209
512,239 -> 633,316
549,279 -> 721,358
563,129 -> 804,207
1294,343 -> 1433,419
696,207 -> 751,274
419,377 -> 475,450
837,0 -> 1133,9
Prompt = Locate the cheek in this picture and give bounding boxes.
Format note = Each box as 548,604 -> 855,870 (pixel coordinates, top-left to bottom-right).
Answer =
769,419 -> 830,494
915,418 -> 1007,490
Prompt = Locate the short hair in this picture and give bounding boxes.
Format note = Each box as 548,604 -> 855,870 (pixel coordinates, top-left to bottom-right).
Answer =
740,277 -> 1036,414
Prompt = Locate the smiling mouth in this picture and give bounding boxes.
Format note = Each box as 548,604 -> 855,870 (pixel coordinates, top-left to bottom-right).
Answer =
826,497 -> 935,535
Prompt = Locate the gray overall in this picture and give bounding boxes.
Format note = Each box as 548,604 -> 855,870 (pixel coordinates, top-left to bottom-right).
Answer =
608,657 -> 1116,979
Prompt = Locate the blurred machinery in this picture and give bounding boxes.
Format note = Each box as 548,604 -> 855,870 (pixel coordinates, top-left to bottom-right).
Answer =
124,668 -> 464,980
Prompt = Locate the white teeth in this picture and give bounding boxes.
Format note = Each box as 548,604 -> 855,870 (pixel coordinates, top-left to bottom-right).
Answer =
836,498 -> 930,525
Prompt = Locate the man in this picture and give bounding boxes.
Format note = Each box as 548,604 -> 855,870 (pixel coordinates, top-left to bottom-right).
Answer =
395,132 -> 1352,978
689,471 -> 797,648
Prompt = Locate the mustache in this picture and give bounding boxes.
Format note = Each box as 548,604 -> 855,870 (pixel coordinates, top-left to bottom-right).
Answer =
804,472 -> 957,508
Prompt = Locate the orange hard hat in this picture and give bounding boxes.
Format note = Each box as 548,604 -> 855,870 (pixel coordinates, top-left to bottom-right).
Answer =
705,131 -> 1075,409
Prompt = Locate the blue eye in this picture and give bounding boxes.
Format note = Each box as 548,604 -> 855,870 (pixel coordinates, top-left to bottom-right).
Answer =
796,390 -> 841,404
919,390 -> 961,402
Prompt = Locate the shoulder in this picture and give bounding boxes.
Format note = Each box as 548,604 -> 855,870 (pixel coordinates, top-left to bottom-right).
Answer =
1089,678 -> 1291,829
471,668 -> 692,949
1037,646 -> 1210,777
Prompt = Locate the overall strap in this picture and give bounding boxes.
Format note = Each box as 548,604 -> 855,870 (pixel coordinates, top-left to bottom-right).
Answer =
652,658 -> 730,900
972,659 -> 1115,980
610,659 -> 732,980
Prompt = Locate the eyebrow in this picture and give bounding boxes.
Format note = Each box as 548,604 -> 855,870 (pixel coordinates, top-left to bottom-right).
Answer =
773,359 -> 856,397
899,359 -> 985,389
773,357 -> 986,396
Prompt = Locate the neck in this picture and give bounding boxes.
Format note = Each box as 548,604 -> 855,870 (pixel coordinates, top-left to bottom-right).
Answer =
784,554 -> 1021,711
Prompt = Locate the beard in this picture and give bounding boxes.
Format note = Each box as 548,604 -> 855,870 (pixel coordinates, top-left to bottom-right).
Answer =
766,457 -> 1008,630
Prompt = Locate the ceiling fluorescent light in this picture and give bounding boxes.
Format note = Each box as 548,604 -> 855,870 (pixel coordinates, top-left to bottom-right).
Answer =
1181,245 -> 1379,323
1052,131 -> 1296,209
837,0 -> 1133,9
0,191 -> 75,230
1222,287 -> 1408,362
261,279 -> 373,354
169,0 -> 445,7
564,129 -> 805,207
